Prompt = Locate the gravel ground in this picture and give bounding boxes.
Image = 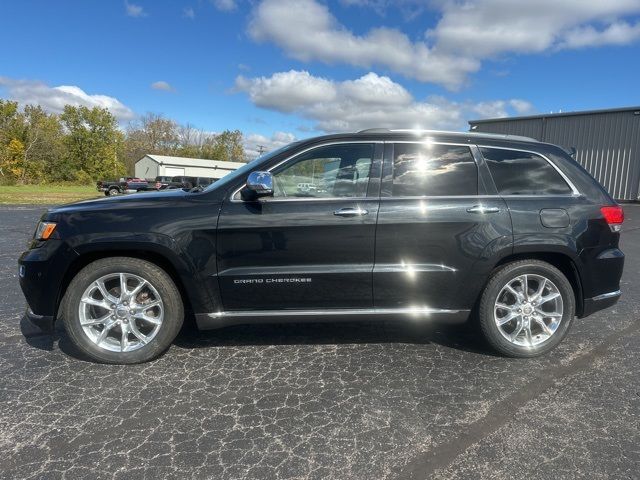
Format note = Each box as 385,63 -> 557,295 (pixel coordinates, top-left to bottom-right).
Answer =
0,204 -> 638,480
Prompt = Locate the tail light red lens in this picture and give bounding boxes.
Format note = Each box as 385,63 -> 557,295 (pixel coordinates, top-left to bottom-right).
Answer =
601,205 -> 624,231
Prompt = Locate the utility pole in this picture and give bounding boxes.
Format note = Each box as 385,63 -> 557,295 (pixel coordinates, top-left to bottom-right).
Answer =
257,145 -> 266,156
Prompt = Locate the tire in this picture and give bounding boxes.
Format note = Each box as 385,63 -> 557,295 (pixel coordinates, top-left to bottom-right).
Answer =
478,260 -> 575,358
108,187 -> 120,196
61,257 -> 184,364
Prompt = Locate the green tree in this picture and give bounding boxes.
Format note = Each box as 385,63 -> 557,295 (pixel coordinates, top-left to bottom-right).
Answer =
200,129 -> 245,161
60,105 -> 126,181
20,105 -> 64,182
0,100 -> 65,183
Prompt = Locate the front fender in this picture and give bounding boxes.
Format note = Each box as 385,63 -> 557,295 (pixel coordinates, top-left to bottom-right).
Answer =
66,232 -> 218,314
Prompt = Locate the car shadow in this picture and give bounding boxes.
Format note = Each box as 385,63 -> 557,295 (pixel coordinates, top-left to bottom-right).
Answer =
173,317 -> 496,356
20,314 -> 498,362
20,314 -> 92,361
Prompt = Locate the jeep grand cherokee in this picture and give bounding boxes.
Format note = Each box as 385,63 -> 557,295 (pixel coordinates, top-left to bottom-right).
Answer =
19,130 -> 624,363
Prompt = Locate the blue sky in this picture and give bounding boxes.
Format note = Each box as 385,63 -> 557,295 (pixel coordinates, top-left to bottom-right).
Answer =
1,0 -> 640,155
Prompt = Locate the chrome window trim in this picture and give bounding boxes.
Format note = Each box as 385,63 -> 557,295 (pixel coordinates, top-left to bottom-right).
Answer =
476,144 -> 581,196
252,196 -> 372,203
207,307 -> 468,318
378,194 -> 581,200
389,140 -> 474,147
229,139 -> 581,201
230,140 -> 383,202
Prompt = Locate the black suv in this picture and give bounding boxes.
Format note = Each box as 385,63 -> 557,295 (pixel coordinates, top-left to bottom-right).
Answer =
19,130 -> 625,363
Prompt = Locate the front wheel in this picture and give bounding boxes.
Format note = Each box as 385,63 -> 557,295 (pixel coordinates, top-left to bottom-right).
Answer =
478,260 -> 575,358
61,257 -> 184,364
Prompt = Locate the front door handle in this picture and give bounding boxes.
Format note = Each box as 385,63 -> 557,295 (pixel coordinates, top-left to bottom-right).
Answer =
467,205 -> 500,214
334,207 -> 369,217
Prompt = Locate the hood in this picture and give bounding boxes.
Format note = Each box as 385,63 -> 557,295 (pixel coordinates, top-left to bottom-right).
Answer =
48,188 -> 190,215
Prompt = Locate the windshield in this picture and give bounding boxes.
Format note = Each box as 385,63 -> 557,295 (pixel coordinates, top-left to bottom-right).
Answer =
203,141 -> 303,193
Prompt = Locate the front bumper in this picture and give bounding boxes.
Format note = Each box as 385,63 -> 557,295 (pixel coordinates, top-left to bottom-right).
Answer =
24,308 -> 54,333
19,239 -> 78,319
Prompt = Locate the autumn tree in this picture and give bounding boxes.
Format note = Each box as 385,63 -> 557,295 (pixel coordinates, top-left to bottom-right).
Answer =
0,100 -> 246,184
0,100 -> 64,183
60,105 -> 126,182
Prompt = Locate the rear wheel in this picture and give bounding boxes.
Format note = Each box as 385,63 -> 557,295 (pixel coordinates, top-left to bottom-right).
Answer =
107,187 -> 120,196
61,257 -> 183,364
478,260 -> 575,357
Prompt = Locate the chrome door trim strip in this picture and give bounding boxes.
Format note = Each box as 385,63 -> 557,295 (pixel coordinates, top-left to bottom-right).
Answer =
592,290 -> 621,301
207,307 -> 468,318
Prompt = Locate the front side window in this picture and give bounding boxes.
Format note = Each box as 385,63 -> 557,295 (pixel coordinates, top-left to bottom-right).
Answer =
392,143 -> 477,197
272,144 -> 373,198
480,148 -> 572,195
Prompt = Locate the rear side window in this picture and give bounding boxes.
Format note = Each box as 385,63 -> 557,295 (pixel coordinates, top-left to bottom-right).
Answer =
480,148 -> 572,195
392,143 -> 477,197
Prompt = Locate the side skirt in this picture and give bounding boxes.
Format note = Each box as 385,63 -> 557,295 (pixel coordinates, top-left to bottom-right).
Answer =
195,307 -> 471,330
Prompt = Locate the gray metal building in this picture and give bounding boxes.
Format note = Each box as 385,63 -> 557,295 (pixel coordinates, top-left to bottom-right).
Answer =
469,106 -> 640,201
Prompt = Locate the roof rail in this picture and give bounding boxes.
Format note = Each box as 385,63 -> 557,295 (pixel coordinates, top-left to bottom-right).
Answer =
356,128 -> 538,142
357,128 -> 391,133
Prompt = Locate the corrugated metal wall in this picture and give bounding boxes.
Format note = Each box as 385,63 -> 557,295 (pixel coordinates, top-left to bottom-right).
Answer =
470,110 -> 640,201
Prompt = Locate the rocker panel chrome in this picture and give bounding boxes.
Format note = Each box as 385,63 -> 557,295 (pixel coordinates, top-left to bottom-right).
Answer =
195,307 -> 470,330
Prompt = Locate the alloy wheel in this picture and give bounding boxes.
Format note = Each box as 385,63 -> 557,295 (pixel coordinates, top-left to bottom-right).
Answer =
78,273 -> 164,352
494,274 -> 563,347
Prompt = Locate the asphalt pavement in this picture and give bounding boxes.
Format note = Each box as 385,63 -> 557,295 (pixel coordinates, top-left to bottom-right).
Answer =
0,204 -> 638,479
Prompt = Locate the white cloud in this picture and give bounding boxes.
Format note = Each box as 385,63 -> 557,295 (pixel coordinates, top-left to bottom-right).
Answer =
244,131 -> 297,159
235,70 -> 336,112
428,0 -> 640,57
125,1 -> 146,17
0,77 -> 136,122
249,0 -> 476,89
249,0 -> 640,88
340,0 -> 427,19
183,7 -> 195,19
559,21 -> 640,49
235,70 -> 532,132
212,0 -> 237,12
151,80 -> 174,92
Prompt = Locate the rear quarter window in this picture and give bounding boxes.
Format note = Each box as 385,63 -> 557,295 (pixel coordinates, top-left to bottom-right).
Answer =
480,147 -> 573,195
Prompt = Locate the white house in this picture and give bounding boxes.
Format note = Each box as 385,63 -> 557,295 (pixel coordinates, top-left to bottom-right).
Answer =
134,154 -> 246,180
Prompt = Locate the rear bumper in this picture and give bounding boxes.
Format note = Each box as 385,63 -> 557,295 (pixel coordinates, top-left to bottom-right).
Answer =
581,290 -> 621,318
578,247 -> 624,317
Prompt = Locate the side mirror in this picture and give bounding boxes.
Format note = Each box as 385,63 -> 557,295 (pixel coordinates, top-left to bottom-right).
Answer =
242,171 -> 274,200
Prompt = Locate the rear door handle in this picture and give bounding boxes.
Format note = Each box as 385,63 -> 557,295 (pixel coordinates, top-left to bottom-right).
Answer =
334,207 -> 369,217
467,205 -> 500,214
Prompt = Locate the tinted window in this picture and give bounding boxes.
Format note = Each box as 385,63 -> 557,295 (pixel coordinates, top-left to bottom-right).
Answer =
480,148 -> 572,195
392,144 -> 477,197
272,144 -> 373,198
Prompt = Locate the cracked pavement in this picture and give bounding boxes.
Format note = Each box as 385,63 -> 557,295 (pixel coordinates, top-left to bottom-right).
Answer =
0,204 -> 639,479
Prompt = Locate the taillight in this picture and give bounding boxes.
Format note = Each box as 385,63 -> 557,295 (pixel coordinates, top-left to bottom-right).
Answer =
124,182 -> 129,189
601,205 -> 624,232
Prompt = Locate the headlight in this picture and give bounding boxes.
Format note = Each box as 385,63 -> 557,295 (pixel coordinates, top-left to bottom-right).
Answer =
34,222 -> 57,240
